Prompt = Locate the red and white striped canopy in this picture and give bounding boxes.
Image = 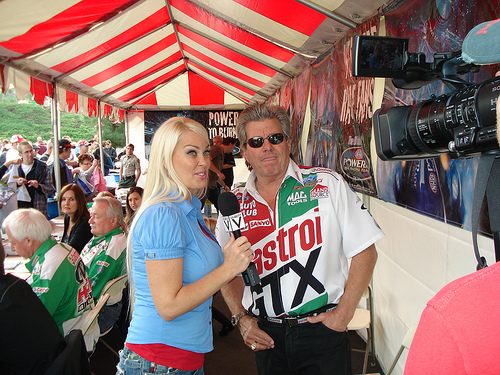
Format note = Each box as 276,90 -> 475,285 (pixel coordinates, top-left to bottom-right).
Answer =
0,0 -> 385,116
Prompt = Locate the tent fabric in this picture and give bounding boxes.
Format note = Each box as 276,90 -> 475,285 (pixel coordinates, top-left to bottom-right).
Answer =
0,0 -> 387,114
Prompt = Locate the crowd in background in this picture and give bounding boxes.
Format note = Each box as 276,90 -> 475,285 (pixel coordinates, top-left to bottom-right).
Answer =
0,135 -> 121,169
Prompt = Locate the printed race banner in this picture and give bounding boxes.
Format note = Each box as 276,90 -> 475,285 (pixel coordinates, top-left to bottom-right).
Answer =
270,69 -> 311,165
376,0 -> 499,231
308,17 -> 379,196
144,110 -> 241,157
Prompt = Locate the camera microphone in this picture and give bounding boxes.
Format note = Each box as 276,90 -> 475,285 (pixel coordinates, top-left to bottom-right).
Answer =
218,192 -> 260,286
462,18 -> 500,65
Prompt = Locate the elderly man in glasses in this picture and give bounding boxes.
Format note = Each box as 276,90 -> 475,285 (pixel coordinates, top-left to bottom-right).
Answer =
216,104 -> 384,375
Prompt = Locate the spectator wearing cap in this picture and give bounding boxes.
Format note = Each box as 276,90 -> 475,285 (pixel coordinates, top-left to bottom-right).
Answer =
39,139 -> 53,163
6,134 -> 25,162
37,142 -> 47,157
62,136 -> 78,167
76,140 -> 90,156
53,139 -> 74,189
88,139 -> 96,151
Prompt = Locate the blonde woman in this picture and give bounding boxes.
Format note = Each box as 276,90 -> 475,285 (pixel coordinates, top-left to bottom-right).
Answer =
117,117 -> 252,375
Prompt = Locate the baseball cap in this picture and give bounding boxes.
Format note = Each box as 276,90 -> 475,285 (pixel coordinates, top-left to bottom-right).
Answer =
10,134 -> 25,143
77,140 -> 89,147
462,19 -> 500,65
59,138 -> 75,149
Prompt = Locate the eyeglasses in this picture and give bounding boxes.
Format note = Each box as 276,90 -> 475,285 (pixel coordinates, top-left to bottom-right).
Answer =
245,133 -> 286,148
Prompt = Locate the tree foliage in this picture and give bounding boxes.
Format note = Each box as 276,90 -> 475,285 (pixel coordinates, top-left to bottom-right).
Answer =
0,92 -> 126,146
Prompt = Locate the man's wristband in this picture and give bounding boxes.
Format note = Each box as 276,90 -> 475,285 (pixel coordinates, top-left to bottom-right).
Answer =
231,311 -> 249,327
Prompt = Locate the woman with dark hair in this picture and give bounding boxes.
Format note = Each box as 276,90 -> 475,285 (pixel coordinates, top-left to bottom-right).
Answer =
124,186 -> 144,228
59,183 -> 92,253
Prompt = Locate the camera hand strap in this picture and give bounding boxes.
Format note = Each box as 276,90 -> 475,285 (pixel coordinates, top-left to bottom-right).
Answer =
471,152 -> 500,270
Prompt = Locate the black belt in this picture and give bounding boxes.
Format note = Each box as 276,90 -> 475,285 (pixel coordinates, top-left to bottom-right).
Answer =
259,304 -> 337,327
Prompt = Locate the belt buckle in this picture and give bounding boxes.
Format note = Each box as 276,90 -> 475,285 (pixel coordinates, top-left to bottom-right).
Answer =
284,316 -> 298,327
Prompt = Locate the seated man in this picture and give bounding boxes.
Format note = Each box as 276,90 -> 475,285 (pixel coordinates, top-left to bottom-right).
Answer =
81,196 -> 127,332
2,208 -> 99,351
0,242 -> 65,374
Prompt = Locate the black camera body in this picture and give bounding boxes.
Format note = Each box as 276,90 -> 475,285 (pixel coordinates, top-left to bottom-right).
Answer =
352,35 -> 499,160
374,76 -> 500,160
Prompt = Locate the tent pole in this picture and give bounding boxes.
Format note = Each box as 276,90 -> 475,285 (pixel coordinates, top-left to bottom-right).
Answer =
97,101 -> 104,175
124,113 -> 129,146
51,82 -> 61,210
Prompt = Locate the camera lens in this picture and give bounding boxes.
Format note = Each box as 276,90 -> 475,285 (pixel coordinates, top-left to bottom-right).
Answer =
374,76 -> 500,160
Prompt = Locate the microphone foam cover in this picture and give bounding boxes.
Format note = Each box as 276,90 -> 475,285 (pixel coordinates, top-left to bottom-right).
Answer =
462,19 -> 500,65
218,192 -> 240,216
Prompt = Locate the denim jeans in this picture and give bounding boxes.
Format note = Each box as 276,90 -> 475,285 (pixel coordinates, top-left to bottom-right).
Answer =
98,302 -> 122,334
116,346 -> 204,375
255,318 -> 352,375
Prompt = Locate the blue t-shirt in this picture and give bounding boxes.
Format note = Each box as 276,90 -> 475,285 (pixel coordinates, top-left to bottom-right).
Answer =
126,196 -> 223,353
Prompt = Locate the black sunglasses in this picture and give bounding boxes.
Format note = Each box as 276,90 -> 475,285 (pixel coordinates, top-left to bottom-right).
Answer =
245,133 -> 286,148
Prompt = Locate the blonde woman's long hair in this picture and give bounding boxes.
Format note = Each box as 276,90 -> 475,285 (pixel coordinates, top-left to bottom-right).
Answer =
126,117 -> 209,309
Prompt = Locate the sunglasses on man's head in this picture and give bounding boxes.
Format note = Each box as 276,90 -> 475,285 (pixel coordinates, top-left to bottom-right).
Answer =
245,133 -> 286,148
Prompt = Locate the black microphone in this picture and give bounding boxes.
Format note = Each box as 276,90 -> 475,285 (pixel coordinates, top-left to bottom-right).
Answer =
218,192 -> 260,286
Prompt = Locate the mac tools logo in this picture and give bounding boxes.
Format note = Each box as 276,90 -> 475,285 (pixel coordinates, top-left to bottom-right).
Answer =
286,191 -> 308,206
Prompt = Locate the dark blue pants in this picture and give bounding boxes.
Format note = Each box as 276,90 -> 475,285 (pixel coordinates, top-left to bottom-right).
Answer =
255,319 -> 351,375
205,186 -> 221,211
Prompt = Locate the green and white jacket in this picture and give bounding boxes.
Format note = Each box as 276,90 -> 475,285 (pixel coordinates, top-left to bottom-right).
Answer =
26,238 -> 98,350
80,227 -> 127,304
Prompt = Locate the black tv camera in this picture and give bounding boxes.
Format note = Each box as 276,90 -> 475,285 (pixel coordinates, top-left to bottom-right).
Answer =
352,35 -> 499,161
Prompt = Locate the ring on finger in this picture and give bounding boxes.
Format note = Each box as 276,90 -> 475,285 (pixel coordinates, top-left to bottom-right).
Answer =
251,342 -> 257,351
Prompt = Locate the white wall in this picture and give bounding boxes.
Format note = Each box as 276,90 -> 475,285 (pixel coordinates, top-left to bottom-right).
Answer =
126,111 -> 148,188
366,196 -> 495,374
